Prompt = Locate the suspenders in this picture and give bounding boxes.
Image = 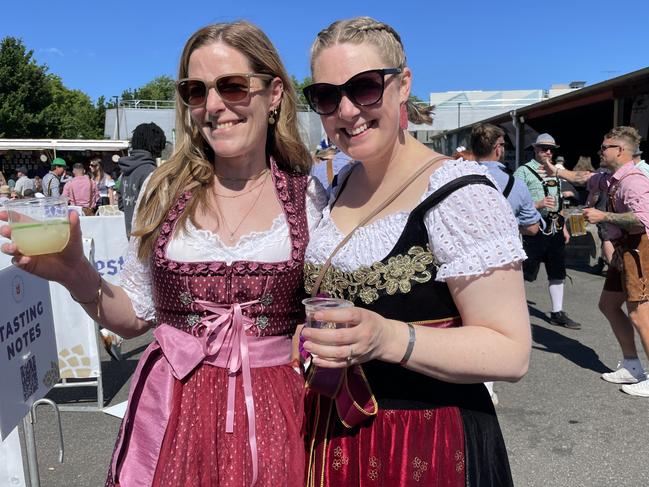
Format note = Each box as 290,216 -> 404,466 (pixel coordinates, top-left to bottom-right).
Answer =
523,164 -> 564,234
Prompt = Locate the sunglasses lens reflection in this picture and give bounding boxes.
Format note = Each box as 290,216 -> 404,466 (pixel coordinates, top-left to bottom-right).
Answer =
306,85 -> 340,115
215,75 -> 250,102
178,80 -> 207,107
347,71 -> 384,106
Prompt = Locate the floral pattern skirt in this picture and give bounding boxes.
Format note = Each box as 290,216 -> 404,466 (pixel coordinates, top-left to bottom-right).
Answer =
305,389 -> 513,487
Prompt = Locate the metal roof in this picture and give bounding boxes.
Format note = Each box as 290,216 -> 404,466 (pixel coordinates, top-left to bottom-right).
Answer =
433,65 -> 649,138
0,139 -> 129,151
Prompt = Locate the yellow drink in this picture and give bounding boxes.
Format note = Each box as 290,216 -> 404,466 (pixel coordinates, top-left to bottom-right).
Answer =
11,219 -> 70,256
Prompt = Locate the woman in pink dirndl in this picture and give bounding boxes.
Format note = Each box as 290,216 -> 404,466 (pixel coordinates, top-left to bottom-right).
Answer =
1,21 -> 326,486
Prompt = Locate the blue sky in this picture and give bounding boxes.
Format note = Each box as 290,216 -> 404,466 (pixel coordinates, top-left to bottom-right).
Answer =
2,0 -> 649,102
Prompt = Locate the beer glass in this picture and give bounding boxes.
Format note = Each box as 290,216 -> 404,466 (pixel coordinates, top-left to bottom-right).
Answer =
5,197 -> 70,256
567,208 -> 587,237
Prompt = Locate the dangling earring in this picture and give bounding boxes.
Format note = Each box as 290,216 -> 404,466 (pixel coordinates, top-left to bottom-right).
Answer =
268,109 -> 278,125
399,103 -> 408,131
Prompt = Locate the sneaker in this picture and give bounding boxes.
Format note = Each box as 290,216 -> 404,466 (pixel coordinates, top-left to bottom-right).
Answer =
549,311 -> 581,330
621,379 -> 649,397
100,332 -> 123,361
601,361 -> 646,384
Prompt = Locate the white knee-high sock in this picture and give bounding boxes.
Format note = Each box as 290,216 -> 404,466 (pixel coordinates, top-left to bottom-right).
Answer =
548,280 -> 564,313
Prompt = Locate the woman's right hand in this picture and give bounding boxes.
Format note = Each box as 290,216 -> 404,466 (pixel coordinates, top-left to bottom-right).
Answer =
0,209 -> 88,287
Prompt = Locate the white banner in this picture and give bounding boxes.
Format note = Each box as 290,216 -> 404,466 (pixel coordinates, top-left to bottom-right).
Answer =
53,238 -> 101,379
0,215 -> 128,381
0,266 -> 59,440
0,427 -> 26,487
79,215 -> 128,285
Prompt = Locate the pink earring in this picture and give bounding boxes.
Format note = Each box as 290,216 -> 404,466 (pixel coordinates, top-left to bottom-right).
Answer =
399,103 -> 408,131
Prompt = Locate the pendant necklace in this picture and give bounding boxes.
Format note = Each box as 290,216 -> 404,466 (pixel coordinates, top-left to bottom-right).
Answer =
218,171 -> 269,244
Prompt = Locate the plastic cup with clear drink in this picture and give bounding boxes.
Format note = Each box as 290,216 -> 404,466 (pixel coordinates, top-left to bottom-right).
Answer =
567,208 -> 587,237
5,197 -> 70,256
302,297 -> 354,329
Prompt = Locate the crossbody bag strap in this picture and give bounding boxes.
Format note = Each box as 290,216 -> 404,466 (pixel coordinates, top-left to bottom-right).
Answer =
502,173 -> 515,198
311,154 -> 448,297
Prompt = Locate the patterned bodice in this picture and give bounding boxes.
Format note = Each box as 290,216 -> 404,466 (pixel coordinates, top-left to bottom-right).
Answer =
305,175 -> 496,408
151,163 -> 309,336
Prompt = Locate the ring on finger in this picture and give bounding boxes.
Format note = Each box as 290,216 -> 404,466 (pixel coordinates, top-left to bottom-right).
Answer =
346,345 -> 354,365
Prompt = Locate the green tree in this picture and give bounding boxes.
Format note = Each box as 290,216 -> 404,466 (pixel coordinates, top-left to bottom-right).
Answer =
409,94 -> 426,104
121,75 -> 175,101
291,75 -> 313,109
42,75 -> 104,138
0,37 -> 53,137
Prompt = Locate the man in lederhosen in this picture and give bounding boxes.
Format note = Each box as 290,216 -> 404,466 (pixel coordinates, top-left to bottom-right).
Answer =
514,133 -> 581,329
580,126 -> 649,396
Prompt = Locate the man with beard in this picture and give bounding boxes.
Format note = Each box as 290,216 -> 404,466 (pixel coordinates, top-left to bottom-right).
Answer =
577,126 -> 649,396
514,134 -> 580,329
471,123 -> 541,235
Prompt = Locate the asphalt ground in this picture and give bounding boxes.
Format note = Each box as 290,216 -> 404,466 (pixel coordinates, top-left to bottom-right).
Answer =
20,265 -> 649,486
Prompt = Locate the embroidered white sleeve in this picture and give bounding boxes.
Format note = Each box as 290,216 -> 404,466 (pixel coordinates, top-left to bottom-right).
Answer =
118,175 -> 156,322
424,160 -> 526,281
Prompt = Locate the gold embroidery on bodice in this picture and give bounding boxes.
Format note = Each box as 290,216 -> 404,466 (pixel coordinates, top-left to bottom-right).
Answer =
304,246 -> 437,304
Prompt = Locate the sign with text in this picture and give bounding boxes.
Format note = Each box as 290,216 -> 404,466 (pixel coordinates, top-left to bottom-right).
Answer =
0,267 -> 59,440
79,215 -> 128,285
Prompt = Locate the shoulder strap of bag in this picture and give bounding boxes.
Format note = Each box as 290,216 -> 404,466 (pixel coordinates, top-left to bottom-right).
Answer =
311,154 -> 448,296
502,173 -> 515,198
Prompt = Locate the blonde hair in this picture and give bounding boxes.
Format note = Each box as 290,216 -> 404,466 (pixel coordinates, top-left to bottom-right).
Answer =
310,16 -> 433,125
605,126 -> 642,152
133,21 -> 311,261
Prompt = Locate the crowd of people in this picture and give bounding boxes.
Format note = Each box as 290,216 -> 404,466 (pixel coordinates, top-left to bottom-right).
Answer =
0,121 -> 167,236
0,14 -> 646,487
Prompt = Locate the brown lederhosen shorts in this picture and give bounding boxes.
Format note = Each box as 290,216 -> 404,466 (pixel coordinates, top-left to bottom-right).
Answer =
603,233 -> 649,302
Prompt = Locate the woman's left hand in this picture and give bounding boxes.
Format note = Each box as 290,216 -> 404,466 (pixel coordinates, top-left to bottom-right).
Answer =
300,307 -> 392,368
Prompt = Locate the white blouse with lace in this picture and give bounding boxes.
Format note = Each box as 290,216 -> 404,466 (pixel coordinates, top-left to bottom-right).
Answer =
119,176 -> 328,322
305,159 -> 526,281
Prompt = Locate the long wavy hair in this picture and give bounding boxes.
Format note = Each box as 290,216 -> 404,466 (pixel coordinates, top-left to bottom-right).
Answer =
132,21 -> 311,261
310,17 -> 433,125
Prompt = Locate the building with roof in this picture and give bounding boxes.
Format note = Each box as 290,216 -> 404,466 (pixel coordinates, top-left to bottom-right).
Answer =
428,67 -> 649,170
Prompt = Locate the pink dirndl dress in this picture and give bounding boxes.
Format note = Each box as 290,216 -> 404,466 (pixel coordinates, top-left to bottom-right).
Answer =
106,165 -> 309,487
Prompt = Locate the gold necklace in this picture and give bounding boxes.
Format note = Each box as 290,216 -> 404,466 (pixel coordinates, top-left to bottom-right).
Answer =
218,171 -> 269,243
213,176 -> 268,199
215,168 -> 269,182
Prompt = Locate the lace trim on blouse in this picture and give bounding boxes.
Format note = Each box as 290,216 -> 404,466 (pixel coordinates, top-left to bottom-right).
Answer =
304,159 -> 526,282
120,175 -> 327,322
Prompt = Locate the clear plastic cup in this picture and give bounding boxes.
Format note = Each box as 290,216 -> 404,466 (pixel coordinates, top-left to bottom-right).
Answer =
302,297 -> 354,329
5,197 -> 70,256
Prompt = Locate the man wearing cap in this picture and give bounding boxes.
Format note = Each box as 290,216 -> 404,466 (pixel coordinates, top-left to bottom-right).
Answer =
13,167 -> 34,197
514,133 -> 581,329
41,158 -> 67,197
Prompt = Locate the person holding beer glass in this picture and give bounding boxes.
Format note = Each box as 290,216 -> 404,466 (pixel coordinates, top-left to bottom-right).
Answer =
558,127 -> 649,395
1,21 -> 327,486
300,16 -> 530,486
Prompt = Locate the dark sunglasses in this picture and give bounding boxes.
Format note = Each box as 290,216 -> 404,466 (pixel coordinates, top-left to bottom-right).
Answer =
536,145 -> 555,152
600,144 -> 621,152
303,68 -> 402,115
176,73 -> 274,108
